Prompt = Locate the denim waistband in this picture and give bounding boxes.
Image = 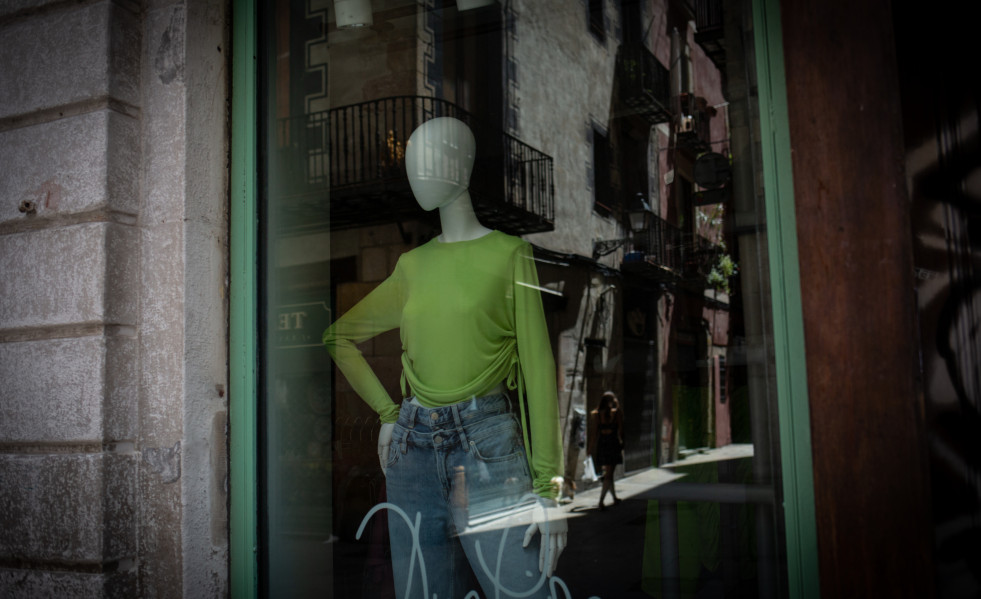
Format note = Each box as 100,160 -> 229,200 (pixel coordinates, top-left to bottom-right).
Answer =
397,391 -> 514,442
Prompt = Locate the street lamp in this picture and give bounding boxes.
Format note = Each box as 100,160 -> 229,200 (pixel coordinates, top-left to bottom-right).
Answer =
592,194 -> 654,259
627,194 -> 654,232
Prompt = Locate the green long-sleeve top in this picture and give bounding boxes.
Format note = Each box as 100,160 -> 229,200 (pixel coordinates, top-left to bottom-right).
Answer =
322,230 -> 563,498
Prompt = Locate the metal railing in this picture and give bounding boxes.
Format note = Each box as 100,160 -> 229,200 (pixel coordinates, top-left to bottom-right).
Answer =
627,216 -> 722,281
695,0 -> 724,35
694,0 -> 725,68
274,96 -> 554,229
629,216 -> 685,273
616,43 -> 672,124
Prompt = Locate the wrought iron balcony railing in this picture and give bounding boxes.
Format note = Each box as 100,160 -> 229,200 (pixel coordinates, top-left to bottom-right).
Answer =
273,96 -> 554,234
623,216 -> 684,281
694,0 -> 725,68
622,215 -> 722,286
616,43 -> 672,125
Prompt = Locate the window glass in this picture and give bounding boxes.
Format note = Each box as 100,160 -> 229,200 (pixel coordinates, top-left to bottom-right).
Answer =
258,1 -> 788,597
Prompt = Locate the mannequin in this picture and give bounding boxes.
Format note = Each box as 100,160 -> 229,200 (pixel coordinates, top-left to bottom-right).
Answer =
324,117 -> 567,598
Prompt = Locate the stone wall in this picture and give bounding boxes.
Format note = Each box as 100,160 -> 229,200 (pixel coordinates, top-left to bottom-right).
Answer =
0,1 -> 229,597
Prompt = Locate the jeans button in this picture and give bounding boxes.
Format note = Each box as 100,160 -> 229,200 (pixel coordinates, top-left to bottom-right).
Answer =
430,412 -> 439,421
434,435 -> 443,444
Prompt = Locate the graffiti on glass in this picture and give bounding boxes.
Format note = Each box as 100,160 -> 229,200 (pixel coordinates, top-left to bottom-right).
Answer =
357,498 -> 600,599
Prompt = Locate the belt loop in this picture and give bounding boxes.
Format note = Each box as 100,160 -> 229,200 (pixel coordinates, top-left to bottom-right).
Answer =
405,401 -> 419,429
451,403 -> 470,450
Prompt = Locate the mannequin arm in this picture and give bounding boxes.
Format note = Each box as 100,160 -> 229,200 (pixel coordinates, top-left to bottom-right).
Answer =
322,265 -> 404,424
513,242 -> 564,498
378,422 -> 395,474
521,480 -> 568,577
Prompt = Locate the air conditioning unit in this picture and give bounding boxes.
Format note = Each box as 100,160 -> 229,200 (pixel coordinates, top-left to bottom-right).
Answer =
679,114 -> 695,132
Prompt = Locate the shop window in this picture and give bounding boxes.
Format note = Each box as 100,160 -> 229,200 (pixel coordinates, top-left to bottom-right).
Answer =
243,0 -> 810,597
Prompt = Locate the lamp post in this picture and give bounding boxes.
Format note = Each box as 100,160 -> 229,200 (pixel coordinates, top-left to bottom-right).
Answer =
592,194 -> 655,260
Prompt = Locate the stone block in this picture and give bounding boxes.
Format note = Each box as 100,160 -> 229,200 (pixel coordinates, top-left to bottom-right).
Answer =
0,2 -> 140,119
0,1 -> 62,18
0,569 -> 137,599
105,333 -> 139,441
0,336 -> 104,443
209,411 -> 229,545
107,3 -> 141,109
0,110 -> 139,225
140,4 -> 187,227
136,459 -> 182,598
184,0 -> 229,234
105,223 -> 139,326
0,0 -> 142,19
0,223 -> 106,329
138,223 -> 184,448
181,215 -> 228,583
0,453 -> 136,562
103,453 -> 137,560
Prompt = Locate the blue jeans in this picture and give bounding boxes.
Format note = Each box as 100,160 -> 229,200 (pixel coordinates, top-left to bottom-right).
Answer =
383,393 -> 553,599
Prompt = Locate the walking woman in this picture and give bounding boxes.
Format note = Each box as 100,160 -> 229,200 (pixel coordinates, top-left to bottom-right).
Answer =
589,391 -> 624,510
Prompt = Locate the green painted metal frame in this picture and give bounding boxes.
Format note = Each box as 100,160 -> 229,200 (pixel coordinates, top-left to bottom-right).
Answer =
228,0 -> 820,595
752,0 -> 821,596
230,0 -> 258,596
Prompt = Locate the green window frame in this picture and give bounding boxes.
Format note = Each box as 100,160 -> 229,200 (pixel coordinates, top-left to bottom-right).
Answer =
228,0 -> 819,596
752,0 -> 820,594
230,0 -> 259,595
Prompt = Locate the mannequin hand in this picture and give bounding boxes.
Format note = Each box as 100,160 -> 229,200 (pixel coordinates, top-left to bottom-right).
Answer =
378,422 -> 395,475
522,497 -> 568,577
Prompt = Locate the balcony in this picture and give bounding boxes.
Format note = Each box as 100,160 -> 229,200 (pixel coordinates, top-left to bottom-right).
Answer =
621,216 -> 721,287
676,93 -> 713,155
694,0 -> 725,69
272,96 -> 554,234
621,216 -> 684,283
615,43 -> 672,125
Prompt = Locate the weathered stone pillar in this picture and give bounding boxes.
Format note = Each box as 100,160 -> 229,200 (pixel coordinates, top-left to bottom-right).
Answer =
0,1 -> 229,596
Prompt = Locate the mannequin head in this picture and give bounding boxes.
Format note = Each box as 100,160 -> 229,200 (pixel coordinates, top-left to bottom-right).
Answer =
405,117 -> 476,211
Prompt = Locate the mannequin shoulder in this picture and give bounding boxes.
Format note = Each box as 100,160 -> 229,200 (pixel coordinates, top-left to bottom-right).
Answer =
487,231 -> 531,256
495,231 -> 526,247
393,241 -> 434,265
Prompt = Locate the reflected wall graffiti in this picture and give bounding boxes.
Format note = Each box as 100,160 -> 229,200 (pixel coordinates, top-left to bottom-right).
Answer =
897,3 -> 981,595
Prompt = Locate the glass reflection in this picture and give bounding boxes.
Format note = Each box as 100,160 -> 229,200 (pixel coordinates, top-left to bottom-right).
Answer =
259,0 -> 786,597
